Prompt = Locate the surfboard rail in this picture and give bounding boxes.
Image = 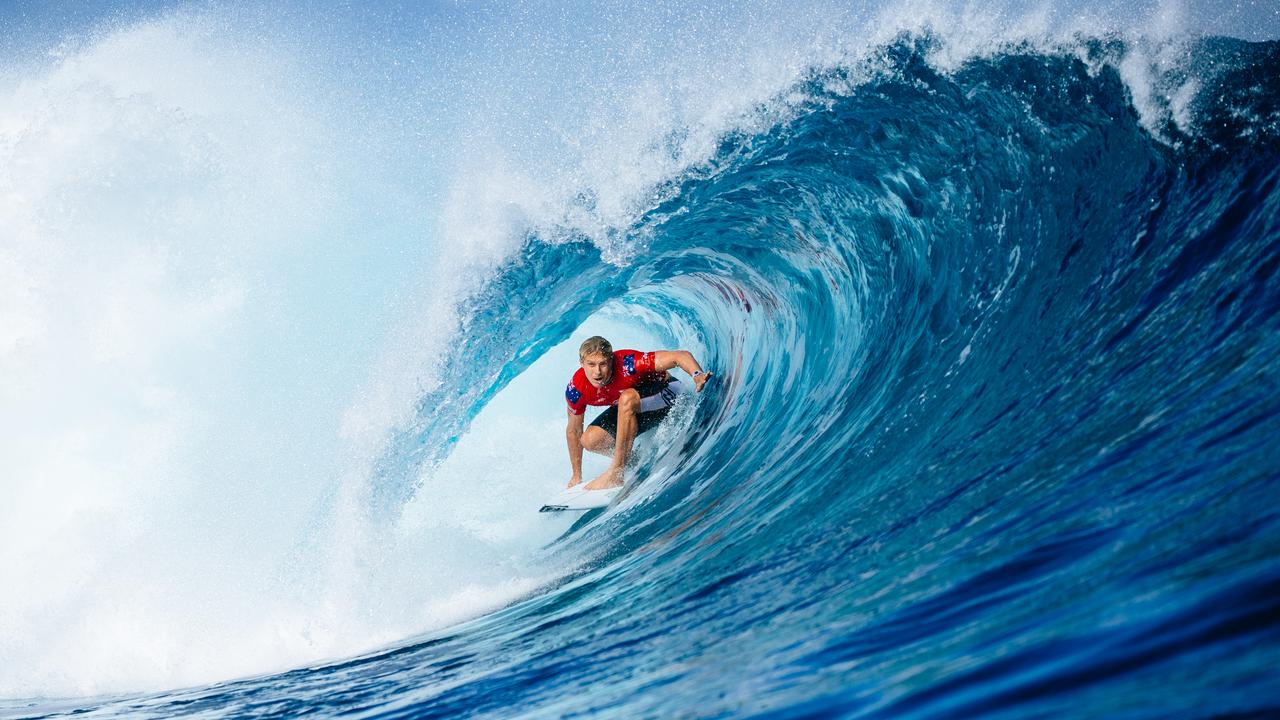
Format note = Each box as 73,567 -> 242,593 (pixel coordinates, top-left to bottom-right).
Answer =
539,485 -> 621,512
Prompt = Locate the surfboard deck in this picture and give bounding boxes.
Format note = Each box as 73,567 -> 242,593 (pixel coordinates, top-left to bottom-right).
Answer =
539,484 -> 622,512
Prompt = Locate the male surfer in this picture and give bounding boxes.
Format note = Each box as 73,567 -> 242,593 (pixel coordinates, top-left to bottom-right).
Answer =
566,336 -> 711,490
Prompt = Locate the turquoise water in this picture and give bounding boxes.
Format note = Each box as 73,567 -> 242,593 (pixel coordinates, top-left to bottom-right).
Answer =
2,4 -> 1279,718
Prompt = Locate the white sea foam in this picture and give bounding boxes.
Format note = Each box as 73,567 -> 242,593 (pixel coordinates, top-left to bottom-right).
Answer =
0,10 -> 448,697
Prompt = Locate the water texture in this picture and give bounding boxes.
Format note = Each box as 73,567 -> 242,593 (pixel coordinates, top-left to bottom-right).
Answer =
2,5 -> 1279,719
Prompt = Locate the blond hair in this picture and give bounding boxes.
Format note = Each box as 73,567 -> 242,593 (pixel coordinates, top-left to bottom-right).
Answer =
578,335 -> 613,361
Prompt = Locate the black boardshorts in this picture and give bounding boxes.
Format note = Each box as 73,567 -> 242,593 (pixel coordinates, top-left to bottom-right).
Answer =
590,377 -> 685,438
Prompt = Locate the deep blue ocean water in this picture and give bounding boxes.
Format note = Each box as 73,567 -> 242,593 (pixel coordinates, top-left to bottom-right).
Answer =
3,13 -> 1279,720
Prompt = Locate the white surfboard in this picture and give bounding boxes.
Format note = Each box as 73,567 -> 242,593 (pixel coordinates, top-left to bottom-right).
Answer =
539,484 -> 621,512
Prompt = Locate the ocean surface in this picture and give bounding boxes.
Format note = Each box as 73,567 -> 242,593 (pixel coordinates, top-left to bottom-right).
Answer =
2,3 -> 1279,718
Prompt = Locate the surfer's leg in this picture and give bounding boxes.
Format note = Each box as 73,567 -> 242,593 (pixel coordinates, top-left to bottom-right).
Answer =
580,425 -> 615,456
585,406 -> 619,456
586,389 -> 639,490
612,388 -> 641,467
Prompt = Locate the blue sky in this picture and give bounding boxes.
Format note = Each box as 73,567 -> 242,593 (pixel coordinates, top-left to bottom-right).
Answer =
1,0 -> 1277,62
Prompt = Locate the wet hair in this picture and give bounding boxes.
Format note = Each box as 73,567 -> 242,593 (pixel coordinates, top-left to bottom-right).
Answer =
579,335 -> 613,361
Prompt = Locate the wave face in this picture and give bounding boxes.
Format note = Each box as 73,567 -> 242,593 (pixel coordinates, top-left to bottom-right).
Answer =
5,12 -> 1280,720
362,38 -> 1280,719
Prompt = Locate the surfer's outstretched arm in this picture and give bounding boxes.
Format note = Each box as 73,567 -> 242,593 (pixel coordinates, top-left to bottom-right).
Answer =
654,350 -> 712,391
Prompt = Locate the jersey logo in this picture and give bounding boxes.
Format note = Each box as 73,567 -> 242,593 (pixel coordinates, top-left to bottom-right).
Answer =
566,383 -> 582,404
622,352 -> 636,376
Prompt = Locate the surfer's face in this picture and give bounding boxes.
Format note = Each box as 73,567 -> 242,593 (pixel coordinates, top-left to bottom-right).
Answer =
581,352 -> 612,388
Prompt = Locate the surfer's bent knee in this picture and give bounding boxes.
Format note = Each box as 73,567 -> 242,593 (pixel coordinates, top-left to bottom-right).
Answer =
618,389 -> 641,414
582,426 -> 615,453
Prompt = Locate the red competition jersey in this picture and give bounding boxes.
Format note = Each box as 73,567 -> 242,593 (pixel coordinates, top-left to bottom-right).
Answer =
565,349 -> 661,415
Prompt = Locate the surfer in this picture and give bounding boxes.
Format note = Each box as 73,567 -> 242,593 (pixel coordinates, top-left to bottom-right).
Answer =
566,336 -> 711,490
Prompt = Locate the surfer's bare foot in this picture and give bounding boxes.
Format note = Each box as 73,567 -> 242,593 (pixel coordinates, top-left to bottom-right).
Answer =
567,475 -> 583,488
585,467 -> 624,490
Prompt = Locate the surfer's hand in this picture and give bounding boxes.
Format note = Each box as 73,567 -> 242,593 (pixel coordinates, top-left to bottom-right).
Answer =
694,371 -> 713,392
